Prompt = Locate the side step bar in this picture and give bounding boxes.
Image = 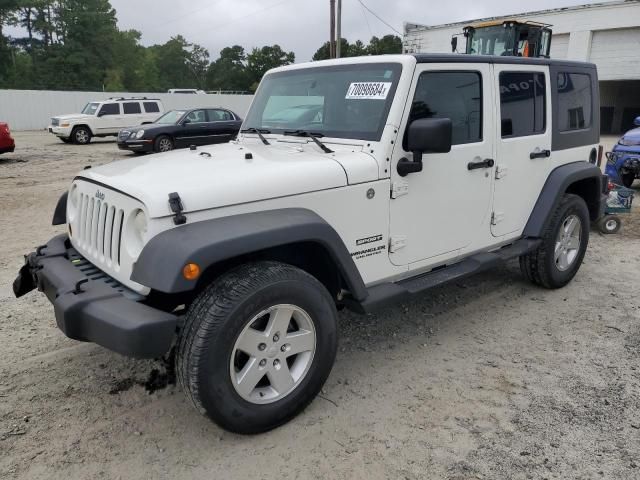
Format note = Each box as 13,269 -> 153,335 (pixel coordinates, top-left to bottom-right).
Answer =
346,238 -> 541,314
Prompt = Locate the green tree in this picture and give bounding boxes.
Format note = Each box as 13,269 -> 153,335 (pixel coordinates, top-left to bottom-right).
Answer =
312,35 -> 402,61
45,0 -> 119,89
367,35 -> 402,55
247,44 -> 294,89
206,45 -> 251,92
151,35 -> 209,90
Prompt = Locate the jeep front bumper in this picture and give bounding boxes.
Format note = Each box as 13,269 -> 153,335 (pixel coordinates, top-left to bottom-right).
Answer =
48,126 -> 72,137
13,234 -> 177,358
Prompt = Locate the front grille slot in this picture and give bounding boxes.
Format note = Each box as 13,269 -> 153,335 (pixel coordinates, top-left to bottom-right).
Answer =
68,252 -> 143,301
76,193 -> 124,267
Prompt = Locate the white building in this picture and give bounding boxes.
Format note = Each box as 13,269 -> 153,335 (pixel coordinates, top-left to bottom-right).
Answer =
404,1 -> 640,134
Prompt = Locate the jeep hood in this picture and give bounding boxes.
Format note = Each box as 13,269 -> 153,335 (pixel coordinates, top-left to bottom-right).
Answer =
76,141 -> 378,218
54,113 -> 93,122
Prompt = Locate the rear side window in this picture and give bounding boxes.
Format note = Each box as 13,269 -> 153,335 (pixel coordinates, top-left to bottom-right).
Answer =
144,102 -> 160,113
99,103 -> 120,116
557,73 -> 592,131
499,72 -> 546,138
123,102 -> 141,114
208,109 -> 232,121
406,71 -> 482,147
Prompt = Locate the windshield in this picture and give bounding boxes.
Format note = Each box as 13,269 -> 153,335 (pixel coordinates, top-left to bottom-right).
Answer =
82,102 -> 100,115
468,25 -> 514,55
243,63 -> 402,141
155,110 -> 186,124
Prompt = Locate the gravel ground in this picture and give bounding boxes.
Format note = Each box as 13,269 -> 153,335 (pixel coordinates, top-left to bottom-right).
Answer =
1,131 -> 639,480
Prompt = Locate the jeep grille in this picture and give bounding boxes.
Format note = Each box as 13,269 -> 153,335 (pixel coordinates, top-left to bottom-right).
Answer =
76,193 -> 125,267
51,118 -> 59,127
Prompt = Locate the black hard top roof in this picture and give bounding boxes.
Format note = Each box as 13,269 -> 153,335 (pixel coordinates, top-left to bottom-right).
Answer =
412,53 -> 596,69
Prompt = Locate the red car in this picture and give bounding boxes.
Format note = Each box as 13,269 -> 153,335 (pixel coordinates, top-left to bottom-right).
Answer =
0,122 -> 15,154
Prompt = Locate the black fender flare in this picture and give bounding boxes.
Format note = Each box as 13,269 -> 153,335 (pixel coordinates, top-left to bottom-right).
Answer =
131,208 -> 368,300
523,161 -> 606,238
52,191 -> 68,226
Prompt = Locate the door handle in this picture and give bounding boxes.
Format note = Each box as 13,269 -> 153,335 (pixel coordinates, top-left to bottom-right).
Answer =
467,158 -> 494,170
530,149 -> 551,159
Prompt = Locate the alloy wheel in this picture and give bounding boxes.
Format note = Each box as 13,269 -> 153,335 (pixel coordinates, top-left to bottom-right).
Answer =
554,214 -> 581,271
229,304 -> 316,404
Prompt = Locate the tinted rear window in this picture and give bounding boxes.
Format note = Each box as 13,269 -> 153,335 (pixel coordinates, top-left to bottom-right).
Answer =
144,102 -> 160,113
557,73 -> 592,131
123,102 -> 142,114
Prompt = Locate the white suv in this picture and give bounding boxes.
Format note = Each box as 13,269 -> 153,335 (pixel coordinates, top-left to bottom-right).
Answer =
49,97 -> 164,145
16,54 -> 606,434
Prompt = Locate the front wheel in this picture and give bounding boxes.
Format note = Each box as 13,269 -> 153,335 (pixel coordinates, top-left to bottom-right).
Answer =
520,193 -> 590,289
177,261 -> 338,434
72,126 -> 91,145
154,135 -> 174,153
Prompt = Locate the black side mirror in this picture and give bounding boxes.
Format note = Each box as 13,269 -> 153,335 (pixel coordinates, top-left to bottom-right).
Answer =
398,118 -> 453,177
97,111 -> 104,117
451,36 -> 458,53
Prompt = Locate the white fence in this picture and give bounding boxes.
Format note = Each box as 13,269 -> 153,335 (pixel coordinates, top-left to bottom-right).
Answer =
0,90 -> 255,131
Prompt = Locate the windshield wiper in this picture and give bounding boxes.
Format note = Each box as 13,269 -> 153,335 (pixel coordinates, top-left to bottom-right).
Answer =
241,127 -> 271,145
284,130 -> 333,154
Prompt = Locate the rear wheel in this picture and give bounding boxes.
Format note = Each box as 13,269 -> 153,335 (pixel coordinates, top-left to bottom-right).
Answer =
177,261 -> 338,434
621,172 -> 635,188
520,193 -> 590,289
154,135 -> 173,153
71,126 -> 91,145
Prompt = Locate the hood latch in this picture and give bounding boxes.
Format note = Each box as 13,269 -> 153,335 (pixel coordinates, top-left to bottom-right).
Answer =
168,192 -> 187,225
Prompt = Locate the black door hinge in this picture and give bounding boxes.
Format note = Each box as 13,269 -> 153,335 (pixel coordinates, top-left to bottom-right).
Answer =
168,192 -> 187,225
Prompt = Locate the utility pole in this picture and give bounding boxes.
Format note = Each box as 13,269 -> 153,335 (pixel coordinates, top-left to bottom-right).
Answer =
336,0 -> 342,58
330,0 -> 336,58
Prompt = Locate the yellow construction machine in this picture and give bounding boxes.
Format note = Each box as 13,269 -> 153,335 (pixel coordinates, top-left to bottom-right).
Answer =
452,19 -> 552,58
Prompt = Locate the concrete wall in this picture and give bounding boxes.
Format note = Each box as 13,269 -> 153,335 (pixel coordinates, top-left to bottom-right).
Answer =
0,90 -> 255,131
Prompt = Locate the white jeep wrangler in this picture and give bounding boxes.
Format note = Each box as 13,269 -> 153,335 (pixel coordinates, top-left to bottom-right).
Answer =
48,97 -> 164,145
16,55 -> 606,434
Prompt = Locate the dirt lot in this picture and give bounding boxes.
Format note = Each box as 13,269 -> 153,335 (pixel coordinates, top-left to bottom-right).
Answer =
1,131 -> 639,479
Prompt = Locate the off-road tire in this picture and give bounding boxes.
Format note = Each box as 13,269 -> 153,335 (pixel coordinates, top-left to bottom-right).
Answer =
71,126 -> 91,145
519,193 -> 589,289
176,261 -> 338,434
60,137 -> 72,144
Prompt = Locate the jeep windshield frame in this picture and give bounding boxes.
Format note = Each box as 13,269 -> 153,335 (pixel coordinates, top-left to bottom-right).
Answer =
243,62 -> 403,142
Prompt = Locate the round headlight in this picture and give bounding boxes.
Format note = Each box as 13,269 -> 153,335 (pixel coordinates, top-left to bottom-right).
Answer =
135,130 -> 145,139
133,209 -> 148,237
126,209 -> 148,258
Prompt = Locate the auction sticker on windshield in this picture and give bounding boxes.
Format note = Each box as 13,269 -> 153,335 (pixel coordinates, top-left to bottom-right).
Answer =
346,82 -> 392,100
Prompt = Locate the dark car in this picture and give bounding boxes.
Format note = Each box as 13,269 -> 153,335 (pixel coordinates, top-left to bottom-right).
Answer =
0,122 -> 15,154
117,108 -> 242,153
